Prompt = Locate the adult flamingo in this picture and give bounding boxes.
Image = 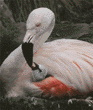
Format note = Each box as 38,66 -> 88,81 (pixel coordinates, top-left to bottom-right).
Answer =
0,8 -> 93,99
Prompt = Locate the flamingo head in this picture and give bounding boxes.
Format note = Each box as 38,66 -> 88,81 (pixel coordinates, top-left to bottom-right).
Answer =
23,7 -> 55,53
22,7 -> 55,68
31,63 -> 47,82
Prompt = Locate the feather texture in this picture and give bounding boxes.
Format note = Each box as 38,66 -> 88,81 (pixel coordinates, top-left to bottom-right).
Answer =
0,8 -> 93,99
33,39 -> 93,97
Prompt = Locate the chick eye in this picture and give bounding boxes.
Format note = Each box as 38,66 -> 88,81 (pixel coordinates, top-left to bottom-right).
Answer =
36,23 -> 41,27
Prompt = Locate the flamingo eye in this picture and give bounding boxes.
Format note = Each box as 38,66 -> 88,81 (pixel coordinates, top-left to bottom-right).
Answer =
36,23 -> 41,27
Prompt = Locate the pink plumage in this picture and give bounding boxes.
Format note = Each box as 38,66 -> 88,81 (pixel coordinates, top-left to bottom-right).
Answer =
33,39 -> 93,98
0,8 -> 93,99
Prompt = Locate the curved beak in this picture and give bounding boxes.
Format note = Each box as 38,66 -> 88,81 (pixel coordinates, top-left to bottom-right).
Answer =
22,29 -> 39,68
23,30 -> 36,43
23,29 -> 42,54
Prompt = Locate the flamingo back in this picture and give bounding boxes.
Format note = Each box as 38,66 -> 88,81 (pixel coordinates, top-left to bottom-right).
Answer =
33,39 -> 93,98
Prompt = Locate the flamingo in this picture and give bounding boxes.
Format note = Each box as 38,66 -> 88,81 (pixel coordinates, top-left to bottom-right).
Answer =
0,8 -> 93,99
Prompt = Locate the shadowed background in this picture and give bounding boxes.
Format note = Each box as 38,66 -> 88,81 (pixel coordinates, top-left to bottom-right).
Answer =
0,0 -> 93,110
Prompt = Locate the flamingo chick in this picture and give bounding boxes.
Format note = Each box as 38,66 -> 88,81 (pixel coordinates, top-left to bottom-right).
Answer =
0,8 -> 93,99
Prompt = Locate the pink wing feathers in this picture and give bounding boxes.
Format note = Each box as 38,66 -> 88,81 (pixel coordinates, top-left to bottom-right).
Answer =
33,39 -> 93,98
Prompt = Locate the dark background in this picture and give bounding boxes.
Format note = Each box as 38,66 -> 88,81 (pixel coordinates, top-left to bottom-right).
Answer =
0,0 -> 93,110
0,0 -> 93,65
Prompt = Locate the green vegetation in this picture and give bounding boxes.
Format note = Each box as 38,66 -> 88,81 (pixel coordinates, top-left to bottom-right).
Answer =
0,96 -> 93,110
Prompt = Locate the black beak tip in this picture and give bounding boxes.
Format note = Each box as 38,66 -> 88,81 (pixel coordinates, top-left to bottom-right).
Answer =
22,42 -> 33,67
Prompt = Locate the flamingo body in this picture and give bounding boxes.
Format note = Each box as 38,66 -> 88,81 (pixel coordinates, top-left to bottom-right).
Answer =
32,39 -> 93,98
0,8 -> 93,99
